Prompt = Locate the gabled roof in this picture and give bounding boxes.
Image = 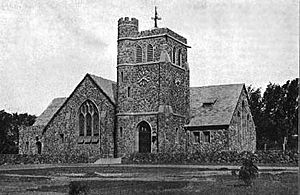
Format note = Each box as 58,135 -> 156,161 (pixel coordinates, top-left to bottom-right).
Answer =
88,74 -> 116,104
40,74 -> 116,133
33,97 -> 67,126
186,84 -> 244,128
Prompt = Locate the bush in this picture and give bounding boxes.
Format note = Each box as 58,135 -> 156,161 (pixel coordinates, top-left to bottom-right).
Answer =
238,158 -> 259,185
68,181 -> 89,195
122,150 -> 298,165
0,153 -> 91,166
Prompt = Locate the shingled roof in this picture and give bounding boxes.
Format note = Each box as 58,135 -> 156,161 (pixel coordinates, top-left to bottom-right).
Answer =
33,97 -> 67,126
186,84 -> 244,128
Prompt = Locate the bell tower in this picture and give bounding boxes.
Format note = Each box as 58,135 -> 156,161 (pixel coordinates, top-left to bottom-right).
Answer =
116,14 -> 190,156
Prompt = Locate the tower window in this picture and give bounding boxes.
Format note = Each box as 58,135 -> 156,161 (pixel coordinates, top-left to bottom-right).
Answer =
175,128 -> 179,143
25,141 -> 29,152
147,44 -> 153,62
172,47 -> 176,63
120,127 -> 123,138
121,72 -> 124,82
128,87 -> 131,97
60,133 -> 64,143
177,49 -> 182,66
136,45 -> 142,63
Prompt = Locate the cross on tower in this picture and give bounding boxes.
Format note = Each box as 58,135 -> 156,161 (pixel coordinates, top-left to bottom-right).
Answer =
151,6 -> 161,28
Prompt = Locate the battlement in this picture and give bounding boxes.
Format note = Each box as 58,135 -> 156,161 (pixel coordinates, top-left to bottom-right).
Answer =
118,17 -> 138,26
138,28 -> 187,44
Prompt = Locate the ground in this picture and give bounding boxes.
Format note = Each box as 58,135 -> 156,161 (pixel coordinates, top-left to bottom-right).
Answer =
0,165 -> 297,195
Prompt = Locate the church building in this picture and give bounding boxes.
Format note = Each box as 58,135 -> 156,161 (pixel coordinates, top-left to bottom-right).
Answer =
19,15 -> 256,158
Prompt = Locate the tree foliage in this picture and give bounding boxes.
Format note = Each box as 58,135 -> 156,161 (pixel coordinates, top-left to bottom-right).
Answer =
247,78 -> 298,150
0,110 -> 36,154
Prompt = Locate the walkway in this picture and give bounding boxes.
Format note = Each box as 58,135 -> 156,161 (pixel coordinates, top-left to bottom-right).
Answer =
0,163 -> 298,171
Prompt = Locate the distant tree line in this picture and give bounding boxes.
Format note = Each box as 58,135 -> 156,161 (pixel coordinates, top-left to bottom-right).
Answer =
0,110 -> 36,154
247,78 -> 298,150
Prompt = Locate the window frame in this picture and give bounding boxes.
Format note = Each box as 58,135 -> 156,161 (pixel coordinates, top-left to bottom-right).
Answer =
136,45 -> 143,63
146,44 -> 154,62
78,100 -> 100,139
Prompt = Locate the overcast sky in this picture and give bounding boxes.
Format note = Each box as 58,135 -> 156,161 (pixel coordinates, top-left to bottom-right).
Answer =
0,0 -> 298,115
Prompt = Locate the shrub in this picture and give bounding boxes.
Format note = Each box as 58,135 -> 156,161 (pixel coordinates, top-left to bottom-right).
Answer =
122,150 -> 298,165
238,158 -> 259,186
68,181 -> 89,195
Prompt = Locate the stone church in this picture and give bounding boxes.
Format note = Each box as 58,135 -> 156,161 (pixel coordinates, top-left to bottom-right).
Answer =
19,16 -> 256,158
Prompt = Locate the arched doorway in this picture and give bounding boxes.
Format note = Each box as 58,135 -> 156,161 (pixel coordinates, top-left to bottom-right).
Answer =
137,121 -> 151,153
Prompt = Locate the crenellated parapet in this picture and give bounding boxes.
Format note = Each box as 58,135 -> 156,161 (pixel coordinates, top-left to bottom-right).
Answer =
118,17 -> 139,38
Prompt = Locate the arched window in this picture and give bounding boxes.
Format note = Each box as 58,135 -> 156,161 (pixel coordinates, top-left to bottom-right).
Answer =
93,113 -> 99,136
86,113 -> 92,136
79,113 -> 84,136
172,47 -> 176,63
147,44 -> 153,62
177,49 -> 182,66
136,45 -> 142,63
78,100 -> 99,137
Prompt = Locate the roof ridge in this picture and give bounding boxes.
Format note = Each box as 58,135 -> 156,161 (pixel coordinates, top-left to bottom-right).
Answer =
191,83 -> 244,89
88,73 -> 116,84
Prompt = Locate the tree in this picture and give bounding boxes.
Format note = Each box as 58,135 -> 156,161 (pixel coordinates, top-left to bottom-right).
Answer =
248,78 -> 298,150
0,110 -> 36,154
247,86 -> 264,147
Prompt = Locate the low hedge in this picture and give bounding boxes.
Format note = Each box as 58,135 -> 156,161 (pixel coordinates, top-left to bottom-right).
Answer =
0,150 -> 297,166
0,153 -> 94,166
122,150 -> 298,165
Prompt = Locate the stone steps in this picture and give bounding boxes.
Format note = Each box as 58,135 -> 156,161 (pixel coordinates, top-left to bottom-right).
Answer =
93,157 -> 122,164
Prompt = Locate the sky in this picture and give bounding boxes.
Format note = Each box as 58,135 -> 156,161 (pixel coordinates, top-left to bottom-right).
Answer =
0,0 -> 298,115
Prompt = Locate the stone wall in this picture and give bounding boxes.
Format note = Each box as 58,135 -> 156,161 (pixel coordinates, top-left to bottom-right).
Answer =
19,126 -> 43,154
187,129 -> 228,153
116,114 -> 157,155
42,76 -> 115,158
228,87 -> 256,152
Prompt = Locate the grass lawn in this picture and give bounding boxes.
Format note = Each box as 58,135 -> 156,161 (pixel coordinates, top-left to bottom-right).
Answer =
0,166 -> 297,195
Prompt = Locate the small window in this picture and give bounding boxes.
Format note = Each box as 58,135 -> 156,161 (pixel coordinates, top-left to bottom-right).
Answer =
203,131 -> 210,143
60,133 -> 64,143
193,132 -> 200,143
147,44 -> 153,62
136,45 -> 142,63
172,47 -> 176,63
203,102 -> 214,107
36,141 -> 42,154
175,128 -> 179,143
25,141 -> 29,152
247,114 -> 250,120
128,87 -> 131,97
120,127 -> 123,138
121,72 -> 124,82
177,49 -> 182,66
242,100 -> 245,108
237,111 -> 241,117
